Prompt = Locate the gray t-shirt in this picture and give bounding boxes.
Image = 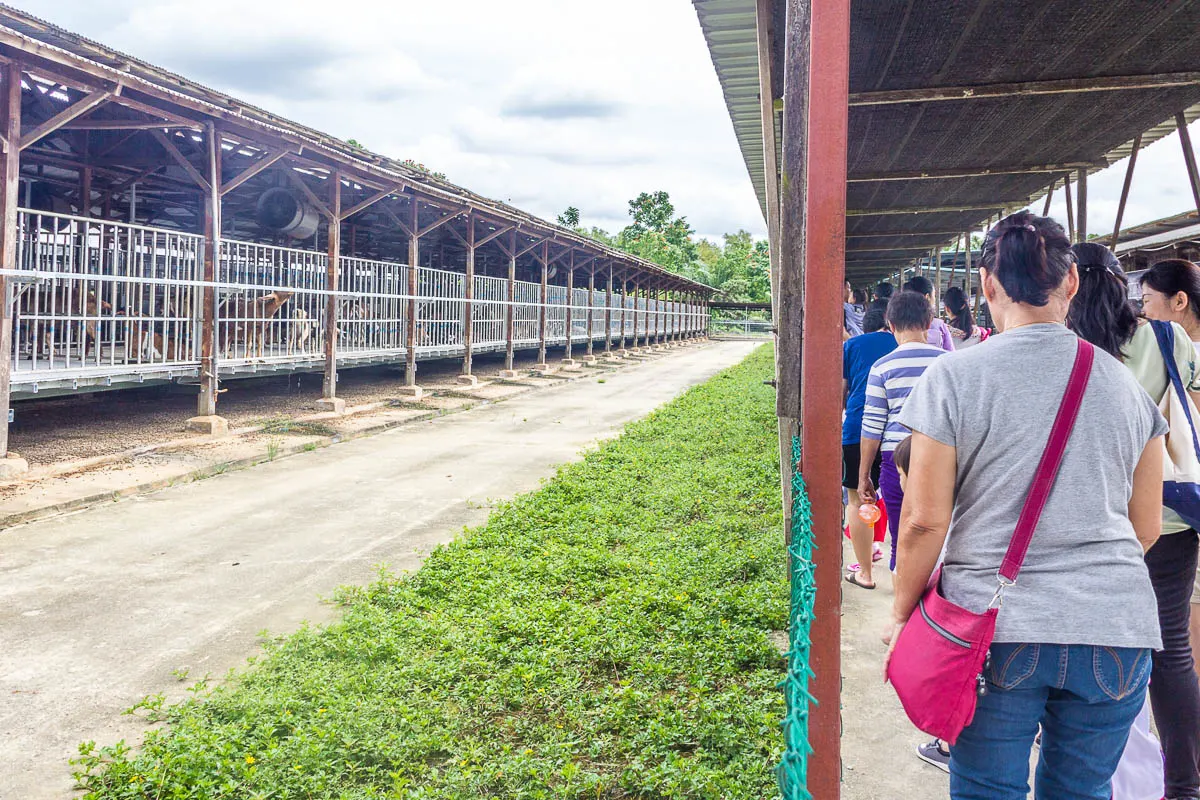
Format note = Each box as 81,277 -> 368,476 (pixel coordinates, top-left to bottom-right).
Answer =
899,324 -> 1166,648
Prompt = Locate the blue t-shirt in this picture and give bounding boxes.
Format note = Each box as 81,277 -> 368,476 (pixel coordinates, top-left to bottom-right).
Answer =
842,330 -> 897,444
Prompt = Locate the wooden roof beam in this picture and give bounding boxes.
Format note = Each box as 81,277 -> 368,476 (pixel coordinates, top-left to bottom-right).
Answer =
850,72 -> 1200,107
848,202 -> 1020,216
20,88 -> 113,150
151,128 -> 210,191
848,161 -> 1103,182
846,229 -> 963,238
220,149 -> 289,197
338,183 -> 406,221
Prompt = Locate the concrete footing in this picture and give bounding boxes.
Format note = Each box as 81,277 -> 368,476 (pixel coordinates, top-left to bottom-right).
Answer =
0,452 -> 30,480
531,363 -> 554,374
455,374 -> 479,386
580,355 -> 598,364
498,369 -> 522,379
186,415 -> 230,436
560,359 -> 579,369
396,385 -> 425,400
314,397 -> 346,414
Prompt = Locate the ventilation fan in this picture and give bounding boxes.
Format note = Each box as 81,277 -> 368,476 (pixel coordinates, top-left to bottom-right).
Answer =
256,187 -> 320,239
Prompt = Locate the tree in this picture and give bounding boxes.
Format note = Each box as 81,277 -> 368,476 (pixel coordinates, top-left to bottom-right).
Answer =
617,191 -> 699,276
557,207 -> 581,228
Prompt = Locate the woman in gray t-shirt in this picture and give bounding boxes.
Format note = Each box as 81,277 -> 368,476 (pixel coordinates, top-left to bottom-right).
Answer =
884,212 -> 1166,800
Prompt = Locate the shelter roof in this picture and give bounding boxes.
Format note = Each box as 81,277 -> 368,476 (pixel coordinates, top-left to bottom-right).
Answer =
0,4 -> 712,293
1113,210 -> 1200,254
693,0 -> 1200,282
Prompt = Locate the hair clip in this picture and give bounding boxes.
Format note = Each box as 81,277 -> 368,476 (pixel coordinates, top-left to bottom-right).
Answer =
1022,223 -> 1037,232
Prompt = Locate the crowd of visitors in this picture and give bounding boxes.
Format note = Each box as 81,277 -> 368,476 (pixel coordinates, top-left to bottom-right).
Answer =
841,211 -> 1200,799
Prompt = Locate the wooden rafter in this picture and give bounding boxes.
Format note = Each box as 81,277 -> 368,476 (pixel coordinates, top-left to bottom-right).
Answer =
339,184 -> 405,221
474,223 -> 517,250
847,202 -> 1018,216
20,89 -> 113,150
151,128 -> 210,191
848,161 -> 1101,182
220,149 -> 289,196
849,72 -> 1200,106
281,166 -> 332,219
59,119 -> 193,131
416,208 -> 464,238
516,236 -> 551,260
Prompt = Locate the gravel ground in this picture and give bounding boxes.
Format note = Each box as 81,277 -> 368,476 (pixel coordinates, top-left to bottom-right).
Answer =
8,345 -> 593,466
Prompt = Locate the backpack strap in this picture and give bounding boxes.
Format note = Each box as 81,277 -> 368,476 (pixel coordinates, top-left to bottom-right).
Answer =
1150,319 -> 1200,461
998,339 -> 1094,584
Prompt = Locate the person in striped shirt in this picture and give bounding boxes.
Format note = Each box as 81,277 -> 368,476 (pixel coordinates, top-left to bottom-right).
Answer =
858,291 -> 946,571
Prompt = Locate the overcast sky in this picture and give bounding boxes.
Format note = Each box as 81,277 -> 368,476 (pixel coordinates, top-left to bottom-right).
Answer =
13,0 -> 1200,245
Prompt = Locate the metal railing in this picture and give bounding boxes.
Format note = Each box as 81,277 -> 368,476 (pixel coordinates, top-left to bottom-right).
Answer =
5,211 -> 707,390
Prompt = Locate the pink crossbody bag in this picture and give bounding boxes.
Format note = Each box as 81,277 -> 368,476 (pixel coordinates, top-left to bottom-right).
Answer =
886,339 -> 1094,745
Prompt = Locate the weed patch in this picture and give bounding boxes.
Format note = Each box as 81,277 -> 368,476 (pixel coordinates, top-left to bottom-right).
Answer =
74,344 -> 785,799
255,416 -> 338,438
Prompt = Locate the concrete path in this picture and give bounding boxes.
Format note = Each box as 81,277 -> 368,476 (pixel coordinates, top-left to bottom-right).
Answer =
0,341 -> 760,800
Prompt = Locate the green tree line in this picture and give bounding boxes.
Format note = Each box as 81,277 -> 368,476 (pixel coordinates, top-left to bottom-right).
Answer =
556,191 -> 770,303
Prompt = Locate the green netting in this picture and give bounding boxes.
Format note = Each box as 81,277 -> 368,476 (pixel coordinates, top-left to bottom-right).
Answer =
777,435 -> 817,799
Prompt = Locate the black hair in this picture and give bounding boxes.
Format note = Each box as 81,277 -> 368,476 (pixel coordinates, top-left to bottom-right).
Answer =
853,288 -> 869,305
873,282 -> 895,301
1141,259 -> 1200,323
1065,242 -> 1138,359
862,305 -> 887,333
942,286 -> 974,337
980,211 -> 1073,307
893,435 -> 913,476
907,275 -> 934,296
885,290 -> 933,333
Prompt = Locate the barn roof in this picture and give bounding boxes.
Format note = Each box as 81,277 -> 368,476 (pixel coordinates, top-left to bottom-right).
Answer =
693,0 -> 1200,281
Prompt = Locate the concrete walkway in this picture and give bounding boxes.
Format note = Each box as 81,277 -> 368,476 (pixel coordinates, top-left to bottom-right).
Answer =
0,341 -> 760,800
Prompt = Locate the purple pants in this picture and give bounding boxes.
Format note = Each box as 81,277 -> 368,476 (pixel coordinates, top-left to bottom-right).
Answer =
878,451 -> 904,571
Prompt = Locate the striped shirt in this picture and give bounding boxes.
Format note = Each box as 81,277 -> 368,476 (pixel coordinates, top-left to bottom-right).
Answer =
861,342 -> 946,451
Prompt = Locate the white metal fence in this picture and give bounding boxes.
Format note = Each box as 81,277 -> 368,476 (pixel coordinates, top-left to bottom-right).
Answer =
5,211 -> 706,392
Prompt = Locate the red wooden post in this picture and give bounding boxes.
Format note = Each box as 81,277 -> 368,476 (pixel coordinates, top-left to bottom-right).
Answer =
460,212 -> 476,381
604,263 -> 614,355
188,121 -> 225,434
585,263 -> 596,360
535,241 -> 549,369
802,0 -> 850,794
563,249 -> 575,365
405,201 -> 420,389
504,230 -> 516,373
322,173 -> 341,405
619,271 -> 629,353
0,61 -> 21,467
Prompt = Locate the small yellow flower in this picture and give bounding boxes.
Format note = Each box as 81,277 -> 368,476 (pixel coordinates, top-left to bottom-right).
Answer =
317,708 -> 327,714
245,756 -> 255,765
524,748 -> 534,756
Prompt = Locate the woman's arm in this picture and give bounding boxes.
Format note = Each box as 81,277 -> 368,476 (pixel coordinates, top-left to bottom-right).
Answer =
1130,436 -> 1164,553
938,320 -> 955,351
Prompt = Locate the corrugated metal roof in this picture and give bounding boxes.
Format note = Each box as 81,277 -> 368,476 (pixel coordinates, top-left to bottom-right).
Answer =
693,0 -> 1200,282
1114,210 -> 1200,254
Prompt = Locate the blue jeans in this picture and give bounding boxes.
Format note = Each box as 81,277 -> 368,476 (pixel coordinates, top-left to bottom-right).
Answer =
950,642 -> 1152,800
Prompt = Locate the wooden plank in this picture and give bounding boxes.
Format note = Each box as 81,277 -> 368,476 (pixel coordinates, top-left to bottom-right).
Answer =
0,62 -> 21,458
19,89 -> 113,150
220,148 -> 288,196
1111,135 -> 1141,244
849,71 -> 1200,106
152,128 -> 211,192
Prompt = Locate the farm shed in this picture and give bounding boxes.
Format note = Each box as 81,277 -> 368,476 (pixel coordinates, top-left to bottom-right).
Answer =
0,4 -> 713,466
693,0 -> 1200,795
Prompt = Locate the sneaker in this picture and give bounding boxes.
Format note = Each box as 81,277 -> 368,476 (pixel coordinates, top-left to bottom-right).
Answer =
916,739 -> 950,773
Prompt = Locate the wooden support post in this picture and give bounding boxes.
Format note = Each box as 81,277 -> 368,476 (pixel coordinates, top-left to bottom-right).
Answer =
604,263 -> 614,355
536,241 -> 549,369
620,272 -> 629,352
632,280 -> 641,351
1111,135 -> 1141,245
585,264 -> 596,360
1076,167 -> 1088,242
963,234 -> 973,295
188,121 -> 225,434
1063,172 -> 1076,242
0,62 -> 21,469
460,212 -> 476,382
504,230 -> 517,373
405,200 -> 420,391
1177,112 -> 1200,218
319,174 -> 341,410
799,0 -> 846,794
563,250 -> 576,365
1042,177 -> 1055,217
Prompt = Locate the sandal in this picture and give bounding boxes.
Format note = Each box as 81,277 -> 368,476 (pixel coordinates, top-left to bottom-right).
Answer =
845,569 -> 876,590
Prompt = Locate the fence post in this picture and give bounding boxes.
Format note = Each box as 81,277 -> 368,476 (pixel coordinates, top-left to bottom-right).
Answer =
458,212 -> 477,385
316,173 -> 343,413
0,61 -> 24,476
187,121 -> 227,435
401,200 -> 422,397
604,263 -> 614,357
584,263 -> 597,363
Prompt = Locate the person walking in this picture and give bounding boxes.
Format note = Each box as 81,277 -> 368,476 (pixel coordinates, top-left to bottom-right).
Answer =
843,305 -> 897,589
943,286 -> 986,348
904,275 -> 955,350
1069,242 -> 1200,800
845,281 -> 865,339
858,291 -> 945,572
886,213 -> 1167,799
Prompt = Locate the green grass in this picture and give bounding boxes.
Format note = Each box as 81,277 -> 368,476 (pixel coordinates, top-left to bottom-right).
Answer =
74,344 -> 786,799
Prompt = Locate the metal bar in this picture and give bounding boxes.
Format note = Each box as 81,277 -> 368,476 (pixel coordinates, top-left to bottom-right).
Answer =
323,173 -> 340,400
0,62 -> 19,459
1111,135 -> 1142,245
848,161 -> 1102,182
1178,112 -> 1200,218
19,89 -> 113,151
849,71 -> 1200,106
803,0 -> 847,794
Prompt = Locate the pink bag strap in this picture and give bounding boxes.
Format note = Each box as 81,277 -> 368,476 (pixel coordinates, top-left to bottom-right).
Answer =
997,339 -> 1094,585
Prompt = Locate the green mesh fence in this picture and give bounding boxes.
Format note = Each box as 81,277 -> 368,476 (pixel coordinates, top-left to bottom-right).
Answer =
777,435 -> 817,799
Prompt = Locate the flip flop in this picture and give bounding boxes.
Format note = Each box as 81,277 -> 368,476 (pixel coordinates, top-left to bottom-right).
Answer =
845,570 -> 876,590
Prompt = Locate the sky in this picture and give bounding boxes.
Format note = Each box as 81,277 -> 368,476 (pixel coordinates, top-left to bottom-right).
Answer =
11,0 -> 1200,246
